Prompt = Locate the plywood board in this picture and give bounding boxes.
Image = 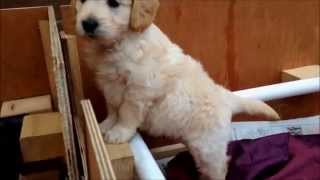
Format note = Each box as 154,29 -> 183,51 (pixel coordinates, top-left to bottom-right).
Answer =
81,100 -> 116,180
48,6 -> 79,179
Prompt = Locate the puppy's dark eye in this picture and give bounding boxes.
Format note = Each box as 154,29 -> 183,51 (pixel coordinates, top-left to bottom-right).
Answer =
108,0 -> 120,8
81,0 -> 86,2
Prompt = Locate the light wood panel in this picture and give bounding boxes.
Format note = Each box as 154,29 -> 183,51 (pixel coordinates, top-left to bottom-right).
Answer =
0,95 -> 52,118
282,65 -> 320,82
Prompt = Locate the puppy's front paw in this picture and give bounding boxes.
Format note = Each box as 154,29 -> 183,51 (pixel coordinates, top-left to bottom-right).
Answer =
103,125 -> 135,144
99,118 -> 116,136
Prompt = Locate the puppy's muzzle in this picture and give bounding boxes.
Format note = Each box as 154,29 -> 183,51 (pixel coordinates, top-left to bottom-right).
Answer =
82,18 -> 99,37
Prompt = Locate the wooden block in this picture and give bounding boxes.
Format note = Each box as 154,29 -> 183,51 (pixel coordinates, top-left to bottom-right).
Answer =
106,143 -> 134,180
282,65 -> 320,82
0,95 -> 52,118
20,112 -> 64,163
151,143 -> 187,160
20,170 -> 60,180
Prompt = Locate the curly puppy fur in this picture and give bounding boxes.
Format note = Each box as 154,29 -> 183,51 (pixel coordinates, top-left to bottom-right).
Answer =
76,0 -> 280,179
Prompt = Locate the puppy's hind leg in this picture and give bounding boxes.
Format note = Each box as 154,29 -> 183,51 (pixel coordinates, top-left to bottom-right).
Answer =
188,125 -> 231,180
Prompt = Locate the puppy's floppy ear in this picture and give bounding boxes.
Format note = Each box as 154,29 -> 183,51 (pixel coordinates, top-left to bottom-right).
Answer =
130,0 -> 160,32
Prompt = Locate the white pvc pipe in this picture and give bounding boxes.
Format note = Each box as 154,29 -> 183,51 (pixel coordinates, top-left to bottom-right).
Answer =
130,134 -> 166,180
129,78 -> 320,180
234,78 -> 320,101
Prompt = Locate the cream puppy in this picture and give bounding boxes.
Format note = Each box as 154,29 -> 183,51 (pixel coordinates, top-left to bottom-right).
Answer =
76,0 -> 280,179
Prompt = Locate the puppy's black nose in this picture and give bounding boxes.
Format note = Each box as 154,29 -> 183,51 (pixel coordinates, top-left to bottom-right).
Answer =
82,18 -> 99,34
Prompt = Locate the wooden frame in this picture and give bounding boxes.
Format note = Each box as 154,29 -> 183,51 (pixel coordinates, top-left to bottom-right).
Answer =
1,1 -> 319,179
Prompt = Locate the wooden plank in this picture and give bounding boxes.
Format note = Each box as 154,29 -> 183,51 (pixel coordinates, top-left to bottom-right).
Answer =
282,65 -> 320,82
106,143 -> 134,180
0,95 -> 52,118
81,100 -> 116,180
48,6 -> 79,179
151,143 -> 187,160
20,112 -> 64,163
19,170 -> 60,180
39,20 -> 58,110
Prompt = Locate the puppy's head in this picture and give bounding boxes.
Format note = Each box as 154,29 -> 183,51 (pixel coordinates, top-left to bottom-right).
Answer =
76,0 -> 159,42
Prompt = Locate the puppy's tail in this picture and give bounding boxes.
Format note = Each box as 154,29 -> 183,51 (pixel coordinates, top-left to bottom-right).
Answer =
228,92 -> 280,120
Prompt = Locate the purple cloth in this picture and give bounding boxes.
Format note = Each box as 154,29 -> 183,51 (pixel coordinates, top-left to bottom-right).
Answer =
227,133 -> 320,180
166,133 -> 320,180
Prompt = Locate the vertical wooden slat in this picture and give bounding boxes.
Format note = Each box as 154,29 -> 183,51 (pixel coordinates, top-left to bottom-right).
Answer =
81,100 -> 116,180
48,6 -> 79,179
